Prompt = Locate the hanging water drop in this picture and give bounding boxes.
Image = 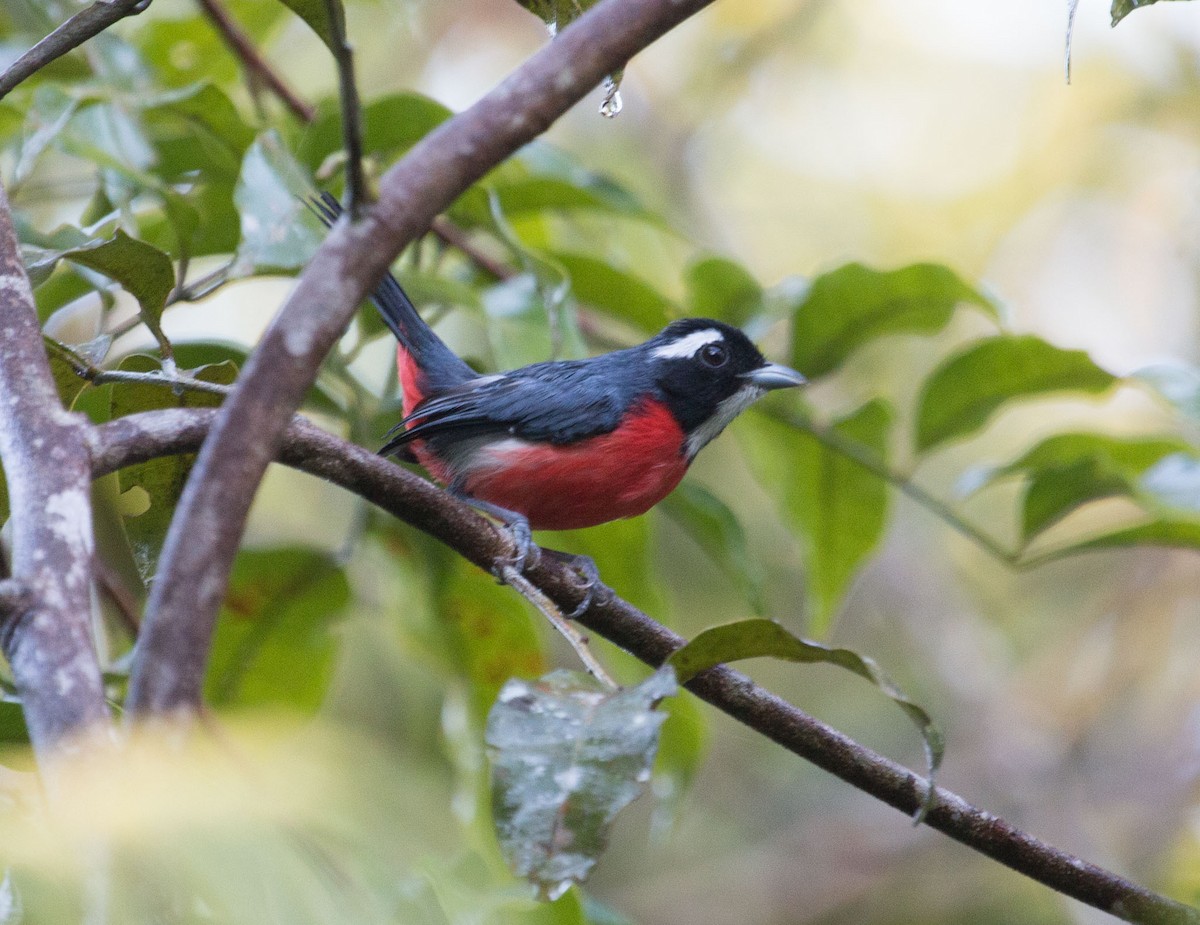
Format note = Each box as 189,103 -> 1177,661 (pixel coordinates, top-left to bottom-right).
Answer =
599,79 -> 623,119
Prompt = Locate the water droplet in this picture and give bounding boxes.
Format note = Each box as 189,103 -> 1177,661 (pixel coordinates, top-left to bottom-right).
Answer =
600,78 -> 623,119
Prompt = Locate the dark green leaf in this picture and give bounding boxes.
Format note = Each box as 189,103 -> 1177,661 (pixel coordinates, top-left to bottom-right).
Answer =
743,401 -> 893,635
791,263 -> 999,378
234,131 -> 321,273
0,700 -> 29,748
1111,0 -> 1191,25
63,230 -> 175,354
110,356 -> 235,582
660,483 -> 766,614
666,618 -> 940,818
915,335 -> 1117,453
206,547 -> 350,712
486,667 -> 675,899
275,0 -> 342,51
551,252 -> 674,333
297,92 -> 453,171
684,257 -> 762,327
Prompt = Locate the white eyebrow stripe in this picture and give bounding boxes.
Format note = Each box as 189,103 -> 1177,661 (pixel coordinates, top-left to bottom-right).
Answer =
651,328 -> 724,360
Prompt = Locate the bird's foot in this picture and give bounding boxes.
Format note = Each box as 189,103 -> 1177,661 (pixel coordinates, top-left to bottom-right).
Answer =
541,549 -> 600,619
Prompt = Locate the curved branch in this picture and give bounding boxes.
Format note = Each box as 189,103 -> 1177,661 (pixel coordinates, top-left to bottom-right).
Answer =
0,0 -> 150,101
0,182 -> 110,767
92,407 -> 1197,925
129,0 -> 721,716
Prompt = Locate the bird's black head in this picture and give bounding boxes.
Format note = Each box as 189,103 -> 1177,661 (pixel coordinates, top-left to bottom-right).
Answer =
644,318 -> 805,458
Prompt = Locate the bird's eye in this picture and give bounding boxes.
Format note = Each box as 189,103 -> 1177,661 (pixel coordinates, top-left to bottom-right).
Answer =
698,342 -> 729,368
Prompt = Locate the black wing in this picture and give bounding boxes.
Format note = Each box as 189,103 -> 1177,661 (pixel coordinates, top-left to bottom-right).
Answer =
381,358 -> 645,456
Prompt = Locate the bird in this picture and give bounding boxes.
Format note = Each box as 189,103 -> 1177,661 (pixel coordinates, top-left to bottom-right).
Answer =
311,194 -> 806,577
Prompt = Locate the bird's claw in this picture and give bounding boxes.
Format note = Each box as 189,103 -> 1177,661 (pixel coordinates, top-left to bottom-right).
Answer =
493,517 -> 536,582
542,550 -> 600,619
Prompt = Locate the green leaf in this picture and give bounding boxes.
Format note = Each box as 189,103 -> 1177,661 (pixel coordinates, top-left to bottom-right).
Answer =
915,335 -> 1117,453
684,257 -> 762,327
486,667 -> 676,900
63,230 -> 175,355
992,433 -> 1193,542
110,355 -> 236,582
1111,0 -> 1191,25
666,618 -> 941,818
296,92 -> 453,171
275,0 -> 343,51
42,337 -> 93,410
743,401 -> 893,635
494,177 -> 648,221
234,131 -> 321,273
206,547 -> 350,713
1070,520 -> 1200,553
551,252 -> 674,333
659,483 -> 766,614
791,263 -> 999,378
1137,362 -> 1200,424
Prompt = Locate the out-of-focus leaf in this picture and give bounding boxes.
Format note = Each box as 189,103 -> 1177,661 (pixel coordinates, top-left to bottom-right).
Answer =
276,0 -> 342,51
684,257 -> 762,327
206,547 -> 349,713
0,700 -> 28,749
143,83 -> 255,156
743,401 -> 893,635
648,693 -> 707,838
494,177 -> 648,221
13,85 -> 80,184
62,230 -> 174,353
989,433 -> 1192,542
915,335 -> 1117,453
1140,452 -> 1200,515
660,483 -> 766,614
486,667 -> 675,900
791,262 -> 999,378
110,356 -> 235,582
60,100 -> 156,184
0,868 -> 20,925
1111,0 -> 1190,25
666,618 -> 940,818
437,561 -> 545,719
234,131 -> 320,273
1138,362 -> 1200,424
298,92 -> 453,170
551,252 -> 674,333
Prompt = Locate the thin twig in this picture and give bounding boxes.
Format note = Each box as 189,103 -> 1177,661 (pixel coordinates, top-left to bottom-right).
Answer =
90,407 -> 1200,925
47,338 -> 234,400
322,0 -> 366,216
0,0 -> 150,101
194,0 -> 315,123
94,559 -> 141,638
500,564 -> 618,689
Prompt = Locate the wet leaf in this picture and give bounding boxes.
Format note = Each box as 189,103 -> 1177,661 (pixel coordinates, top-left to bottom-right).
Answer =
743,401 -> 893,635
915,335 -> 1117,453
486,667 -> 675,899
206,547 -> 349,713
667,618 -> 940,819
791,263 -> 999,378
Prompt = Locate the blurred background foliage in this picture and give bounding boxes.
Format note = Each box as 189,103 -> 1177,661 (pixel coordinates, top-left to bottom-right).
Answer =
2,0 -> 1200,922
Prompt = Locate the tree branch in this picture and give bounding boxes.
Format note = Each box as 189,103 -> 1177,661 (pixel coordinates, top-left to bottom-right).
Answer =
0,182 -> 110,767
89,407 -> 1198,925
0,0 -> 151,101
128,0 -> 721,717
194,0 -> 315,123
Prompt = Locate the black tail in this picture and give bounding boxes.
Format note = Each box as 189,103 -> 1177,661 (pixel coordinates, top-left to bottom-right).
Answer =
308,193 -> 474,386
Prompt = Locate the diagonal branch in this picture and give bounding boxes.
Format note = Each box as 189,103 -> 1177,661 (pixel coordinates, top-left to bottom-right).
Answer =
0,0 -> 151,101
128,0 -> 721,717
0,182 -> 110,770
195,0 -> 315,123
90,407 -> 1199,925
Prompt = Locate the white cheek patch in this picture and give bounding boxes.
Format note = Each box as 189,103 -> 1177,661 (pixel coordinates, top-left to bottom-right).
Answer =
685,384 -> 766,459
651,328 -> 724,360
